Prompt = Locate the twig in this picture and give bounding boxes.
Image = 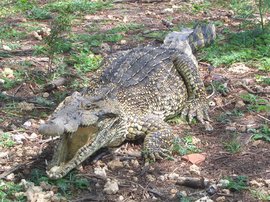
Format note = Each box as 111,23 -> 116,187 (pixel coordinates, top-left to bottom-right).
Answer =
256,114 -> 270,122
206,82 -> 215,99
0,164 -> 22,179
13,83 -> 24,96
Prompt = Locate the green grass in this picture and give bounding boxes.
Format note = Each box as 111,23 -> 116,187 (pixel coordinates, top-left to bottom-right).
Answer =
30,169 -> 90,197
26,7 -> 52,20
0,25 -> 27,41
200,28 -> 270,68
78,23 -> 143,47
45,0 -> 112,15
0,133 -> 15,148
0,180 -> 25,202
72,50 -> 102,73
172,136 -> 201,156
251,189 -> 270,201
225,175 -> 249,192
240,93 -> 270,112
252,125 -> 270,142
224,139 -> 241,153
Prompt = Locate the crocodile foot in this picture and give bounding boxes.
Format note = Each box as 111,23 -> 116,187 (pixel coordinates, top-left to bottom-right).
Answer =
142,129 -> 174,162
181,98 -> 213,131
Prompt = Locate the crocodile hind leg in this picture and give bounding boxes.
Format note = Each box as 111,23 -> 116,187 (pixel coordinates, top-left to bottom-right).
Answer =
172,53 -> 212,130
143,129 -> 175,162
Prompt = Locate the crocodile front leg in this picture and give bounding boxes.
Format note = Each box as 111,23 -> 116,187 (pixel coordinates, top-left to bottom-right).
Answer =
172,52 -> 212,130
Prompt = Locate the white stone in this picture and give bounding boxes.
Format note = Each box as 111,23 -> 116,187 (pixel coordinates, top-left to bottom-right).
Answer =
94,166 -> 107,178
103,179 -> 119,194
168,173 -> 180,180
195,196 -> 213,202
189,164 -> 201,175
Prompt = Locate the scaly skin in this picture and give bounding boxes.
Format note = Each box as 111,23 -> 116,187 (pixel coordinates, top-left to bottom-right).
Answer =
39,24 -> 215,179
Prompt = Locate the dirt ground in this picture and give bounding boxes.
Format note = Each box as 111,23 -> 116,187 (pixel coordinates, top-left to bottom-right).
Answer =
0,1 -> 269,201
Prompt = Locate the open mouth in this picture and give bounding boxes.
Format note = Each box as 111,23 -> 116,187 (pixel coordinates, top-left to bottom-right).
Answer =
49,125 -> 99,169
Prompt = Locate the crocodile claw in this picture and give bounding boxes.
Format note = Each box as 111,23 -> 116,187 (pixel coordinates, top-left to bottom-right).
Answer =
181,98 -> 213,131
143,148 -> 172,162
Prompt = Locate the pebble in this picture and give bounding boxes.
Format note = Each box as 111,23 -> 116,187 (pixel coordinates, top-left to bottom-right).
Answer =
235,100 -> 245,108
249,179 -> 264,187
131,159 -> 140,168
107,159 -> 124,170
225,126 -> 237,131
0,151 -> 9,158
94,166 -> 107,178
216,196 -> 226,202
146,174 -> 156,182
118,195 -> 124,201
3,45 -> 12,51
221,189 -> 230,195
158,175 -> 166,181
42,92 -> 50,98
264,179 -> 270,187
189,164 -> 201,175
218,179 -> 230,188
195,196 -> 213,202
103,179 -> 119,194
6,173 -> 15,181
168,173 -> 180,180
170,188 -> 178,194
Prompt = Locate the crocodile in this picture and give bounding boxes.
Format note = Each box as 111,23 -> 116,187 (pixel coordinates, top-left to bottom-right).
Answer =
39,23 -> 216,179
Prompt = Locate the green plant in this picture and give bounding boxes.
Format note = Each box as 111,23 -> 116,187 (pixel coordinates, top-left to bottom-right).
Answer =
45,0 -> 112,15
27,7 -> 52,20
251,189 -> 270,201
225,175 -> 248,191
0,25 -> 27,41
240,93 -> 270,112
29,169 -> 90,196
0,180 -> 25,201
172,136 -> 201,155
72,50 -> 102,73
224,139 -> 241,153
252,125 -> 270,142
44,13 -> 72,71
0,133 -> 15,148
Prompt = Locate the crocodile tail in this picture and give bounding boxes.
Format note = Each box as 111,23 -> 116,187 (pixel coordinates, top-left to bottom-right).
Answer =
188,23 -> 216,52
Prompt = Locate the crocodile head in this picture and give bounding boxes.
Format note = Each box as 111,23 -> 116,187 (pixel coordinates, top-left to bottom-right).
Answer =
39,92 -> 125,179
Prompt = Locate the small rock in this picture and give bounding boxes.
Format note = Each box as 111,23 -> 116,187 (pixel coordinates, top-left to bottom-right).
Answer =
12,133 -> 26,144
103,179 -> 119,194
108,159 -> 124,170
179,190 -> 187,197
264,179 -> 270,187
216,196 -> 226,202
162,8 -> 174,14
29,133 -> 38,140
118,195 -> 124,201
23,120 -> 32,129
0,79 -> 5,84
120,39 -> 127,44
94,166 -> 107,178
249,179 -> 264,188
18,102 -> 35,111
0,151 -> 9,158
146,174 -> 156,182
228,63 -> 250,74
235,100 -> 245,108
168,173 -> 180,180
189,164 -> 201,175
40,181 -> 51,191
221,189 -> 230,195
182,153 -> 206,164
132,176 -> 138,182
2,68 -> 14,78
32,31 -> 42,40
170,188 -> 178,194
225,126 -> 237,132
192,136 -> 201,145
42,92 -> 50,98
208,101 -> 216,107
158,175 -> 166,181
206,184 -> 217,195
131,159 -> 140,168
100,43 -> 110,52
195,196 -> 213,202
218,179 -> 230,188
6,173 -> 15,181
2,45 -> 12,51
